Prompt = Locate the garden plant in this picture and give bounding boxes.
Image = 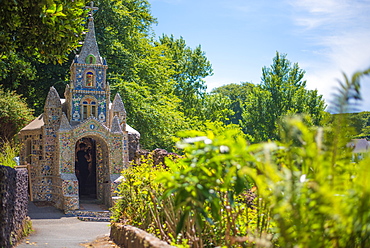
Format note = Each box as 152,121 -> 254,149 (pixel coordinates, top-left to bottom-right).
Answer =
112,69 -> 370,247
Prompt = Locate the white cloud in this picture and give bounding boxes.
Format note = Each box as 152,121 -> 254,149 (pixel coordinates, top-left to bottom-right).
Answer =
289,0 -> 370,111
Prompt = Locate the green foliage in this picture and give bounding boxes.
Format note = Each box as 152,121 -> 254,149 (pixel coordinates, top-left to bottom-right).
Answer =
113,68 -> 370,247
113,117 -> 370,246
0,88 -> 34,141
241,52 -> 327,142
185,93 -> 235,126
336,110 -> 370,140
330,68 -> 370,114
240,115 -> 370,247
158,35 -> 213,117
113,143 -> 263,247
348,112 -> 369,134
112,157 -> 185,245
0,52 -> 36,86
160,126 -> 265,247
112,79 -> 187,151
0,141 -> 19,168
0,0 -> 87,63
21,217 -> 33,240
212,82 -> 255,125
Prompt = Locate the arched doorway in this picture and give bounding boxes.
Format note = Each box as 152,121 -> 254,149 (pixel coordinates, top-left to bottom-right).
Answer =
74,135 -> 110,206
75,137 -> 97,198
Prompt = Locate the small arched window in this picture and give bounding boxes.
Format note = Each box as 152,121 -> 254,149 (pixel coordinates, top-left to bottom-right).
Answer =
86,54 -> 96,64
84,70 -> 95,87
80,96 -> 98,120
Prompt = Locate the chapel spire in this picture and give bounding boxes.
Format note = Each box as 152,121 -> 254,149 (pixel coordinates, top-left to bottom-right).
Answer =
76,2 -> 103,65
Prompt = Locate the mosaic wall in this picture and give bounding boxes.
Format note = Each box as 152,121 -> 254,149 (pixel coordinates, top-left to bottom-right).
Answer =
70,62 -> 109,124
18,12 -> 133,212
57,118 -> 127,210
19,129 -> 58,202
74,66 -> 106,91
111,134 -> 125,174
58,131 -> 74,173
71,92 -> 108,123
96,142 -> 109,202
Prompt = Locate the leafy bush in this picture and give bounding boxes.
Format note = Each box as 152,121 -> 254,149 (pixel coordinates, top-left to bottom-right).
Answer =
112,156 -> 179,244
113,119 -> 370,247
0,88 -> 34,141
113,68 -> 370,247
113,130 -> 266,247
0,140 -> 19,168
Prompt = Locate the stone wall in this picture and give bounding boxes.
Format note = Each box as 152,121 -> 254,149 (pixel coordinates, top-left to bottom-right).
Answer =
128,132 -> 140,161
110,223 -> 175,248
134,148 -> 181,166
0,166 -> 29,247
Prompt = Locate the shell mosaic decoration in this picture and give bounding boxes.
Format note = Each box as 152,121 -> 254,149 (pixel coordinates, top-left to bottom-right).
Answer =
18,2 -> 139,211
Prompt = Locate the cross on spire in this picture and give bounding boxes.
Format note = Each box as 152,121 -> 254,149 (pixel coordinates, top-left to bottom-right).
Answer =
86,1 -> 98,17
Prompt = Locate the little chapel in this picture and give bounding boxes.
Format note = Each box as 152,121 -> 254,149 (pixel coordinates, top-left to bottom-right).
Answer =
18,5 -> 139,211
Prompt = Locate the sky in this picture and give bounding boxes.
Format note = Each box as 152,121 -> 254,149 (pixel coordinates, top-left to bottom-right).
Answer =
149,0 -> 370,112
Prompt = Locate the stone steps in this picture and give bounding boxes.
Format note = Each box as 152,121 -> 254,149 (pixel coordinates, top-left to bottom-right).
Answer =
78,216 -> 111,222
65,210 -> 111,222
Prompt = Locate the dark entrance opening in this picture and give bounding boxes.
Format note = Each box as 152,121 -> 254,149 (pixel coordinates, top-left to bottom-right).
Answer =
75,137 -> 97,199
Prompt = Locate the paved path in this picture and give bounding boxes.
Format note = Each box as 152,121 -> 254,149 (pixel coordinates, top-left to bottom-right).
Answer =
16,202 -> 111,248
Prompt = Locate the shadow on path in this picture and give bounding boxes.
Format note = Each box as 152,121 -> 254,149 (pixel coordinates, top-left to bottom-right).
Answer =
16,202 -> 111,248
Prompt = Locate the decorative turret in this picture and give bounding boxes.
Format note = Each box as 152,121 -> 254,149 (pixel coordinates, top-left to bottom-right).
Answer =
75,2 -> 103,65
59,112 -> 72,131
44,86 -> 62,127
110,93 -> 126,130
67,1 -> 110,126
111,116 -> 123,133
45,86 -> 62,109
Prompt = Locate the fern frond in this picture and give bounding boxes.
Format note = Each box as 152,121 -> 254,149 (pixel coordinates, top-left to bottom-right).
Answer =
330,68 -> 369,114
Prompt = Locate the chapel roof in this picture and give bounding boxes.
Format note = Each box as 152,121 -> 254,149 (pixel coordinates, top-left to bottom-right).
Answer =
126,124 -> 140,136
20,113 -> 140,135
20,114 -> 44,131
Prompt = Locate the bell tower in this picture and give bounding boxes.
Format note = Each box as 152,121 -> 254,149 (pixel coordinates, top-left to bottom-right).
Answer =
65,2 -> 110,126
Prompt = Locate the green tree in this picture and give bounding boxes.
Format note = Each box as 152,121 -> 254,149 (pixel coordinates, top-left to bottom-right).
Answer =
0,88 -> 34,141
347,112 -> 368,134
158,35 -> 213,117
3,56 -> 73,115
212,82 -> 254,125
0,0 -> 87,114
241,52 -> 326,142
157,35 -> 235,131
0,0 -> 86,63
195,93 -> 234,124
112,79 -> 187,151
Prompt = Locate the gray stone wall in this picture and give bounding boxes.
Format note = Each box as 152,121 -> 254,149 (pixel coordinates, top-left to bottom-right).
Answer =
128,132 -> 140,161
110,223 -> 175,248
0,166 -> 29,247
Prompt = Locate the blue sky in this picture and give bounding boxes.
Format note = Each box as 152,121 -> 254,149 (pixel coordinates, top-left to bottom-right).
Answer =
149,0 -> 370,112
